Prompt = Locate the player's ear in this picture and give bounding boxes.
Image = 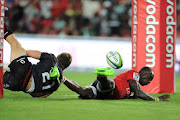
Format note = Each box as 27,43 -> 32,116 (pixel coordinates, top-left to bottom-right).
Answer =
142,71 -> 146,75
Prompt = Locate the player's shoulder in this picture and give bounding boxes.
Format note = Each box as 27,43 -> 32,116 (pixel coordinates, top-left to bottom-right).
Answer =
41,52 -> 55,57
126,69 -> 138,73
121,70 -> 138,75
125,70 -> 140,82
123,69 -> 137,74
41,52 -> 56,60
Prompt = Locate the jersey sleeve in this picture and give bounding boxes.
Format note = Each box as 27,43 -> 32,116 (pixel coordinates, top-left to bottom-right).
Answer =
126,70 -> 140,82
40,52 -> 56,61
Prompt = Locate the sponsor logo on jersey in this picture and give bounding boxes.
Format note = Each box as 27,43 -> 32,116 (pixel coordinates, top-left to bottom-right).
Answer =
133,72 -> 140,81
16,57 -> 26,64
3,83 -> 9,88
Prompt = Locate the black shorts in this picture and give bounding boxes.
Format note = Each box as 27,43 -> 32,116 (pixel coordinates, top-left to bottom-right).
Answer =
91,80 -> 114,99
79,80 -> 114,99
3,56 -> 32,91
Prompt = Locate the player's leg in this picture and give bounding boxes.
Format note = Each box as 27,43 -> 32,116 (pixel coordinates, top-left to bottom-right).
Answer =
93,68 -> 115,91
96,75 -> 115,91
4,24 -> 26,62
89,76 -> 114,99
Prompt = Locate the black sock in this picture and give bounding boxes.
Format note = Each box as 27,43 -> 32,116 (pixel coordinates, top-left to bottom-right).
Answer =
4,23 -> 13,39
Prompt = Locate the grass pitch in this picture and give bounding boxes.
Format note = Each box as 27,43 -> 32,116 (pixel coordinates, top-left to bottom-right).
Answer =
0,72 -> 180,120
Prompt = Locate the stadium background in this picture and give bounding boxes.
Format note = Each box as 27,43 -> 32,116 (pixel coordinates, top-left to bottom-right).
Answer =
1,0 -> 180,120
4,0 -> 180,37
3,0 -> 180,71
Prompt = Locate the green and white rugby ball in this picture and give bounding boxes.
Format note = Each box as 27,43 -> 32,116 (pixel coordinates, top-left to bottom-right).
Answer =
106,51 -> 123,69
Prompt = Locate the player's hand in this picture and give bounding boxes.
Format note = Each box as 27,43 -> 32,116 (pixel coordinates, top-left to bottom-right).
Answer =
158,94 -> 171,101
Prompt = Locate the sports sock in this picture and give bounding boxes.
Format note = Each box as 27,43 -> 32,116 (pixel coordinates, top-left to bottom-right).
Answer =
4,23 -> 13,40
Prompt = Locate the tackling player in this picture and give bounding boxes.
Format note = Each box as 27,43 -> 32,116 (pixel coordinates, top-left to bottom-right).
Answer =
3,23 -> 72,98
62,67 -> 170,101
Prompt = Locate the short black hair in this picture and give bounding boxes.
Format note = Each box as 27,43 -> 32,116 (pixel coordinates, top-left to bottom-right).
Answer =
139,67 -> 154,80
57,53 -> 72,70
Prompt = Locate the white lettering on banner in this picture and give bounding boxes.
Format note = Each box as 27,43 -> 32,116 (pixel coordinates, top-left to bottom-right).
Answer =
145,0 -> 158,68
146,0 -> 155,5
167,0 -> 173,6
1,0 -> 4,4
166,0 -> 175,68
0,50 -> 2,63
0,3 -> 4,68
145,54 -> 155,67
132,0 -> 137,68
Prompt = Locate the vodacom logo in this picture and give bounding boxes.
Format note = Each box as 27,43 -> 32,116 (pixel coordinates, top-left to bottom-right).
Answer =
166,0 -> 175,68
132,0 -> 138,68
145,0 -> 159,68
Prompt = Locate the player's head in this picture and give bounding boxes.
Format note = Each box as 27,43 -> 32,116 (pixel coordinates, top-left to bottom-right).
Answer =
139,67 -> 154,86
57,52 -> 72,70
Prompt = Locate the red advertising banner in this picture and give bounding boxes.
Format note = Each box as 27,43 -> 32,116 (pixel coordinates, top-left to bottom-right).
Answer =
132,0 -> 176,93
0,0 -> 4,98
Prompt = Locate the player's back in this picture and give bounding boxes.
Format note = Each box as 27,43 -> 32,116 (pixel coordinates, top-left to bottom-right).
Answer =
113,70 -> 140,99
31,52 -> 61,93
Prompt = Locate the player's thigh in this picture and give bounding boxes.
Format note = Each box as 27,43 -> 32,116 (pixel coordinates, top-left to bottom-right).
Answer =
91,80 -> 114,99
10,47 -> 26,62
7,35 -> 26,61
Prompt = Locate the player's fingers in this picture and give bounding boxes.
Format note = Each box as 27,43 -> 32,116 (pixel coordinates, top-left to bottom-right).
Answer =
165,95 -> 171,99
163,94 -> 171,98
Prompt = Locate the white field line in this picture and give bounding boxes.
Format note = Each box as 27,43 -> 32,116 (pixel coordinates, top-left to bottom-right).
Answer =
52,94 -> 79,97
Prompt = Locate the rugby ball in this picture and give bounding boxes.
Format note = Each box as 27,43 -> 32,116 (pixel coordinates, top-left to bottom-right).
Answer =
106,51 -> 123,69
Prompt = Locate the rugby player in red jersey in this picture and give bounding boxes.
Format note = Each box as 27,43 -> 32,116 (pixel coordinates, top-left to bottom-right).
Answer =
62,67 -> 170,101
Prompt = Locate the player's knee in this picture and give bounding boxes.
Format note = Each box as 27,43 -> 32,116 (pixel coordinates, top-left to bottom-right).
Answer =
97,79 -> 115,92
109,80 -> 115,89
78,87 -> 94,99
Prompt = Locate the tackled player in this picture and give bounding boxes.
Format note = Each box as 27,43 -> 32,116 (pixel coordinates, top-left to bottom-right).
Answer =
63,67 -> 170,101
3,23 -> 72,98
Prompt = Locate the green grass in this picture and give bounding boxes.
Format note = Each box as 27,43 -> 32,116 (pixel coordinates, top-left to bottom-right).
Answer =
0,72 -> 180,120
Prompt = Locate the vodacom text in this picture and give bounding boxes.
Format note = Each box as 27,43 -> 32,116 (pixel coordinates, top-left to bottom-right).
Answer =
145,0 -> 158,68
132,0 -> 137,68
166,0 -> 175,68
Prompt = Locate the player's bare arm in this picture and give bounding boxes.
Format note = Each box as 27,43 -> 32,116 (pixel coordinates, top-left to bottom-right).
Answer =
129,80 -> 154,100
129,80 -> 170,101
26,50 -> 42,59
64,79 -> 94,99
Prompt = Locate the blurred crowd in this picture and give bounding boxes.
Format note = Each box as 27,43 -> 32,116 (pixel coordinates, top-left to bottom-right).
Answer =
5,0 -> 180,37
5,0 -> 132,37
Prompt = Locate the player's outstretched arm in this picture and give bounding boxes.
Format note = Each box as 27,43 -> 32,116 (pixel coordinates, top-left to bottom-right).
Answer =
63,77 -> 94,99
26,50 -> 42,60
129,80 -> 170,101
157,94 -> 171,101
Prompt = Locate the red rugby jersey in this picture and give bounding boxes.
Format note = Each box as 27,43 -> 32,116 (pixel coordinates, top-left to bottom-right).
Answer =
113,70 -> 140,99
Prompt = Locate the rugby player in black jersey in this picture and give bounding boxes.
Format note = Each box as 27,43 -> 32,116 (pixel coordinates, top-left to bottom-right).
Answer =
3,23 -> 72,98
